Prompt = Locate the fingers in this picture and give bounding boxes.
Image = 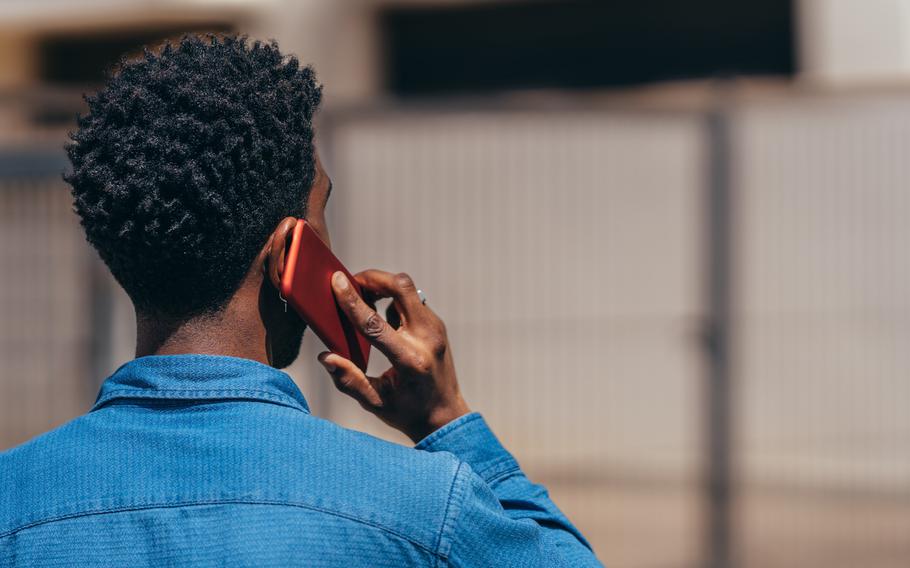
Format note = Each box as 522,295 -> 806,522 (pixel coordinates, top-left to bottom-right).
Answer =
331,271 -> 414,365
318,352 -> 383,409
348,269 -> 449,363
352,269 -> 426,323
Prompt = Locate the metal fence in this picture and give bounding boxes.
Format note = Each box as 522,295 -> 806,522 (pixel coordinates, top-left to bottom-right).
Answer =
0,153 -> 96,449
733,95 -> 910,568
1,91 -> 909,568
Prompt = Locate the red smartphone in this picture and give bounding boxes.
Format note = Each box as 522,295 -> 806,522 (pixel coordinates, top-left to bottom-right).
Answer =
280,220 -> 371,371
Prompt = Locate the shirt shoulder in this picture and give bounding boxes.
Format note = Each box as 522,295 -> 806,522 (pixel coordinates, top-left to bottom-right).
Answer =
0,412 -> 122,534
0,405 -> 467,556
287,413 -> 469,548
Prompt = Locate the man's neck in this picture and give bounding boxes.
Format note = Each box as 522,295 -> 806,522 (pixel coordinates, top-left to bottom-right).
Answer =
135,298 -> 268,365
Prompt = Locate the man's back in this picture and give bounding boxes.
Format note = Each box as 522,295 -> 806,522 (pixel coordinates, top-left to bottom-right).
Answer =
1,355 -> 601,567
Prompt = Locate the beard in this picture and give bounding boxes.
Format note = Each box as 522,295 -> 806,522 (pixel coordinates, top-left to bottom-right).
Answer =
260,279 -> 309,369
268,324 -> 306,369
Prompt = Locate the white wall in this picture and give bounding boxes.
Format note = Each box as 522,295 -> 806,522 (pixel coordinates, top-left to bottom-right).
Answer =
800,0 -> 910,84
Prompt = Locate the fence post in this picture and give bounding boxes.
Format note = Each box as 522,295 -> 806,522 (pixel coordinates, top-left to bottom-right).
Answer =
704,97 -> 736,568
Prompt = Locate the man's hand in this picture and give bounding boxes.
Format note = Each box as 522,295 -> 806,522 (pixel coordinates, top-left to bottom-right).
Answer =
318,269 -> 471,443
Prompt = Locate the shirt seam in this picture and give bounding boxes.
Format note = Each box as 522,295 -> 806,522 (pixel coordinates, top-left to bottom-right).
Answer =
433,460 -> 464,563
0,498 -> 440,555
434,461 -> 475,568
92,389 -> 308,413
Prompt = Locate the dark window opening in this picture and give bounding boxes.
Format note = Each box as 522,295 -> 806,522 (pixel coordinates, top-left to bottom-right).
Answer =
38,24 -> 235,86
382,0 -> 794,95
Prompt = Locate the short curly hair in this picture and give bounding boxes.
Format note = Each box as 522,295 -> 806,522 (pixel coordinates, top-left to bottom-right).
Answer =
65,34 -> 322,318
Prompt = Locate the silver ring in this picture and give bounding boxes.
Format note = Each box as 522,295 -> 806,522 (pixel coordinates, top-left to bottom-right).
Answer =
416,289 -> 427,305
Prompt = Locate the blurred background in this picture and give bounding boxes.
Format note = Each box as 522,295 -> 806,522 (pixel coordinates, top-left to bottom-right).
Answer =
1,1 -> 909,567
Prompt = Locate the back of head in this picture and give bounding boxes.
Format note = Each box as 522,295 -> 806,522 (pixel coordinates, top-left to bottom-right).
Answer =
65,34 -> 322,319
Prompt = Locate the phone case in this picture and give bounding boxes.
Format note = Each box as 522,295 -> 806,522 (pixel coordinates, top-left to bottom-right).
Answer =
280,221 -> 371,371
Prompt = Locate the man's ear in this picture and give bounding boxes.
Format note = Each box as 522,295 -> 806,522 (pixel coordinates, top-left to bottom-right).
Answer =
263,217 -> 298,290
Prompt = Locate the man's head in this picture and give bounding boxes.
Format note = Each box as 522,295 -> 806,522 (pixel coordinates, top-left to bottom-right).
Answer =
65,34 -> 328,367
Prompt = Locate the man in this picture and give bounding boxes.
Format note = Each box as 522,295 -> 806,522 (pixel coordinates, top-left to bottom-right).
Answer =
0,35 -> 602,567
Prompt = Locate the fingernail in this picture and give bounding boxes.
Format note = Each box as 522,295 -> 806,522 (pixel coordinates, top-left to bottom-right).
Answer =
333,271 -> 349,290
318,353 -> 336,372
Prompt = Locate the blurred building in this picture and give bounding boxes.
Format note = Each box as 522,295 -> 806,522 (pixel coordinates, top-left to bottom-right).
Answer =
2,2 -> 909,568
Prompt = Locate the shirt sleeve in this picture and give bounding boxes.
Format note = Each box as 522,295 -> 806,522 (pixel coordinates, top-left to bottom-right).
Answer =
415,413 -> 604,567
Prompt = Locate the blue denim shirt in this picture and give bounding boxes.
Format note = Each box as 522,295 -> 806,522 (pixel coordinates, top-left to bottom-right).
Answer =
1,355 -> 601,567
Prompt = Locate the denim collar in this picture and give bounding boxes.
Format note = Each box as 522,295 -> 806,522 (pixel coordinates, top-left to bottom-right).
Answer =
92,354 -> 310,414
